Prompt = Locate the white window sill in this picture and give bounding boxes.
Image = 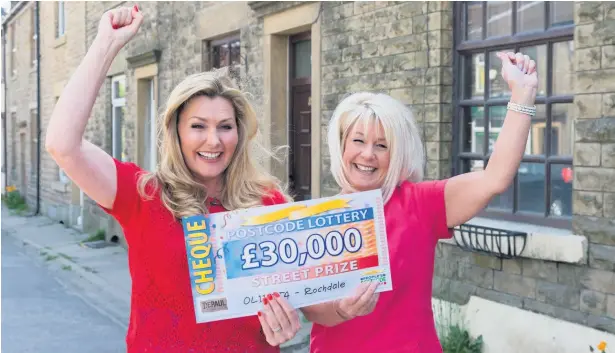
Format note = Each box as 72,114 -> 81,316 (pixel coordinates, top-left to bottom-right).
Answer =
439,217 -> 587,265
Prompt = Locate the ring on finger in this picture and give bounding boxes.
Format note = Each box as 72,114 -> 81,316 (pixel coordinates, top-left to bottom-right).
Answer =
272,326 -> 281,333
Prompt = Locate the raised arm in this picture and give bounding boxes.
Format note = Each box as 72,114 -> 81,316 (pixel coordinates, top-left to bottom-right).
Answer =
45,6 -> 143,209
444,51 -> 537,228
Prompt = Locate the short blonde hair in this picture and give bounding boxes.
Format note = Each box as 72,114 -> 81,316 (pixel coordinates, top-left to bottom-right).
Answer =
327,92 -> 425,203
138,69 -> 290,218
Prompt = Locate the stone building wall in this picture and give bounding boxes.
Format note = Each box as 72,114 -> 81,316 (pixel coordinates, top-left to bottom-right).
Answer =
4,3 -> 38,207
36,1 -> 88,225
318,1 -> 454,196
433,1 -> 615,335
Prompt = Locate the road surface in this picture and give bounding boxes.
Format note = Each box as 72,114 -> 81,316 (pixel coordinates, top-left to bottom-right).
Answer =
1,234 -> 126,353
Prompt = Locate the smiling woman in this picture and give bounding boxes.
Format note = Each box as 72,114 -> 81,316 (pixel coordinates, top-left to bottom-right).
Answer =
44,5 -> 301,352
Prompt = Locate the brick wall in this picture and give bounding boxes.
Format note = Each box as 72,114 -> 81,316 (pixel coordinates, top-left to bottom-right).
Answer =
4,3 -> 38,206
318,1 -> 454,197
434,1 -> 614,336
37,1 -> 88,223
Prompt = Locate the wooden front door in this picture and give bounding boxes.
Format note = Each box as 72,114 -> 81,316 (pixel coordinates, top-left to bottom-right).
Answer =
289,33 -> 312,201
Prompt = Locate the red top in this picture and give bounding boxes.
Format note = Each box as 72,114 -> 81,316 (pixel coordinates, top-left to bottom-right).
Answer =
309,180 -> 453,353
100,158 -> 286,352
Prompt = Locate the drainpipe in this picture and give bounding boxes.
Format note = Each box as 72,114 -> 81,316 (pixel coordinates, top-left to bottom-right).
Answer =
35,0 -> 41,214
2,19 -> 7,193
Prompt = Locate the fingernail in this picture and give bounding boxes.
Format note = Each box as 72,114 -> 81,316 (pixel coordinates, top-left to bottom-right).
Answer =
257,311 -> 262,317
273,292 -> 280,298
267,294 -> 273,300
134,4 -> 139,12
112,24 -> 118,29
263,298 -> 269,305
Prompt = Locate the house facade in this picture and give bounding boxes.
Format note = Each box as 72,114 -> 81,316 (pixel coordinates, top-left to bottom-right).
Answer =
3,0 -> 614,348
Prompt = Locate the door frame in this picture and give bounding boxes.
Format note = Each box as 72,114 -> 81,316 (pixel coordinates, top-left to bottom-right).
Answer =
288,32 -> 312,200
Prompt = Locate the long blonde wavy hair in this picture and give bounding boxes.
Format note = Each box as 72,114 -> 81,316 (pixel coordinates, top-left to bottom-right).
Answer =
137,69 -> 290,219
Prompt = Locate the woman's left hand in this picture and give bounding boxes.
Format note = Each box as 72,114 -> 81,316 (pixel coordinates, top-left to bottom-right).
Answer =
258,292 -> 301,346
497,51 -> 538,94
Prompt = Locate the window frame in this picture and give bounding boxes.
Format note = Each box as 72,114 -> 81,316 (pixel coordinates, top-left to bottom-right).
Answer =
208,34 -> 241,77
111,75 -> 127,161
451,1 -> 575,229
56,1 -> 65,38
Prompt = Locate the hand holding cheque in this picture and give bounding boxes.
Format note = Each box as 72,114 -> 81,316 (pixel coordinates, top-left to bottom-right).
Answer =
181,189 -> 392,324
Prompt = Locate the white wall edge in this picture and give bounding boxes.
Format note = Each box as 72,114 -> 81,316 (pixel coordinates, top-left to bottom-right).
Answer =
432,296 -> 615,353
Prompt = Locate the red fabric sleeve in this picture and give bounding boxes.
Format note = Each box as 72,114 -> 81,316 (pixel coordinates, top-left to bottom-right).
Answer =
414,179 -> 454,241
98,158 -> 144,239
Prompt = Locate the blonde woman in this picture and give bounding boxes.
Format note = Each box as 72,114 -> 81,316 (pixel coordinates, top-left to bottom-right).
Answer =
301,51 -> 538,352
46,6 -> 300,352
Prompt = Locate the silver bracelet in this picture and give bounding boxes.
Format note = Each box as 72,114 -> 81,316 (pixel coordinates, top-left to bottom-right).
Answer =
507,101 -> 536,117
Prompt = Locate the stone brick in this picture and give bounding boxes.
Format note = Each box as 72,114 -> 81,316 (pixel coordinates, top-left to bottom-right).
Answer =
575,167 -> 615,192
604,193 -> 615,219
474,288 -> 524,309
587,314 -> 615,333
575,2 -> 604,25
602,144 -> 615,168
385,18 -> 413,38
524,299 -> 588,326
580,289 -> 607,315
575,47 -> 602,71
603,45 -> 615,69
434,257 -> 458,278
447,280 -> 478,305
574,94 -> 603,120
341,44 -> 362,62
523,259 -> 558,282
575,69 -> 615,93
589,243 -> 615,271
573,215 -> 615,246
494,272 -> 536,299
575,117 -> 615,143
558,263 -> 615,293
396,2 -> 426,19
458,263 -> 494,289
607,295 -> 615,318
608,2 -> 615,20
573,190 -> 603,216
574,143 -> 601,166
353,1 -> 375,15
470,253 -> 501,270
575,24 -> 597,49
536,281 -> 580,310
502,259 -> 522,275
604,94 -> 615,117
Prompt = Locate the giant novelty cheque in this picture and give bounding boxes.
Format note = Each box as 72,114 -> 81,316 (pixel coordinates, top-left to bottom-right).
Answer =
181,189 -> 392,323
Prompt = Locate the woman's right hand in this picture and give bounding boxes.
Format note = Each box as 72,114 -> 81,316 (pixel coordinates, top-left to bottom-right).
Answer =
97,5 -> 143,53
335,281 -> 380,321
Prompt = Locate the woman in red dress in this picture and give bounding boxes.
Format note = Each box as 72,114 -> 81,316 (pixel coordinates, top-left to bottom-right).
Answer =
46,6 -> 300,352
302,51 -> 539,353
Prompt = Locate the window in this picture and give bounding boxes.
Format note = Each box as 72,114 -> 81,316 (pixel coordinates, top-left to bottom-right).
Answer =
30,109 -> 37,177
453,1 -> 574,228
31,7 -> 37,67
10,23 -> 16,76
142,79 -> 157,171
111,75 -> 127,162
209,36 -> 241,79
56,1 -> 65,38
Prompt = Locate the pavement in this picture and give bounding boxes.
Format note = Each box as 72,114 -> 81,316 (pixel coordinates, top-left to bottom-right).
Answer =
1,204 -> 311,352
1,232 -> 126,353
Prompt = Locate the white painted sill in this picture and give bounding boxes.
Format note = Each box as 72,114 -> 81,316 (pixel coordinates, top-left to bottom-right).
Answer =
438,216 -> 588,265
